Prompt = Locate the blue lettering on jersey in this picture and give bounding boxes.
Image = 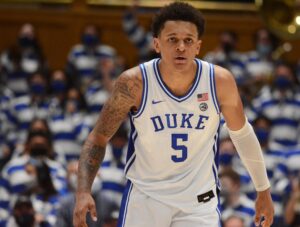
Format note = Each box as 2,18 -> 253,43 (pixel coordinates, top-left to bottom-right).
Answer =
150,116 -> 165,132
166,114 -> 177,128
195,115 -> 209,129
180,113 -> 194,128
150,114 -> 209,132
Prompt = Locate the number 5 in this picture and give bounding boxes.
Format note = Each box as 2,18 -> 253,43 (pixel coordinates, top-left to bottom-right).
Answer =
171,134 -> 188,162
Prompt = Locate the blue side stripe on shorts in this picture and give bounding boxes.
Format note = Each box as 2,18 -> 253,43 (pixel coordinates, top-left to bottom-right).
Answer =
118,180 -> 133,227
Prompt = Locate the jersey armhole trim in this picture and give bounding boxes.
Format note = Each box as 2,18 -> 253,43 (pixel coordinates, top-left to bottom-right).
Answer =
209,64 -> 220,114
131,63 -> 148,119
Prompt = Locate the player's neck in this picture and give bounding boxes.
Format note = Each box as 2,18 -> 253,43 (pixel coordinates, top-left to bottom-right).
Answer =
158,60 -> 197,97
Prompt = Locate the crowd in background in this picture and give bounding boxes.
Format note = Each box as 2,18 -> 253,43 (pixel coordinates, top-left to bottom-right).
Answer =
0,4 -> 300,227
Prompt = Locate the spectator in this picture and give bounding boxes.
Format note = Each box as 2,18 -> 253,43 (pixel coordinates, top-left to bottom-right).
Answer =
243,28 -> 280,103
7,72 -> 54,144
246,28 -> 278,80
0,131 -> 67,226
220,168 -> 255,227
0,23 -> 47,96
49,69 -> 70,115
203,30 -> 248,84
66,24 -> 117,92
11,118 -> 53,159
49,87 -> 89,165
6,196 -> 36,227
253,62 -> 300,147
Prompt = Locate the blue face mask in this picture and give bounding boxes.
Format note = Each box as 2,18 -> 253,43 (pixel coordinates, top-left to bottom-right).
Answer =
51,80 -> 67,93
274,76 -> 292,90
255,128 -> 269,144
112,147 -> 123,160
219,153 -> 234,166
257,43 -> 272,56
82,34 -> 98,46
31,83 -> 45,95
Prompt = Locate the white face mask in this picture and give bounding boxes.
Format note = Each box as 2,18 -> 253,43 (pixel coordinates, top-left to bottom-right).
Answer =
68,173 -> 102,193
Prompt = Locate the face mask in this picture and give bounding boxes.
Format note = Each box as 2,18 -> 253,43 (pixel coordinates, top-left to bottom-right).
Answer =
257,43 -> 272,57
18,37 -> 36,48
15,213 -> 35,227
30,83 -> 45,95
255,128 -> 269,144
112,147 -> 123,161
219,153 -> 234,166
30,145 -> 48,157
222,42 -> 234,54
82,34 -> 98,46
51,80 -> 67,93
274,76 -> 292,90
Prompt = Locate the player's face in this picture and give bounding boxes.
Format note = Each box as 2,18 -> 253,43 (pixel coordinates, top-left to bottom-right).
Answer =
153,20 -> 201,69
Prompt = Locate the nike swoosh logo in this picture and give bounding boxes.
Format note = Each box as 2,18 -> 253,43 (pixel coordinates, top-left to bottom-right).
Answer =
152,100 -> 164,105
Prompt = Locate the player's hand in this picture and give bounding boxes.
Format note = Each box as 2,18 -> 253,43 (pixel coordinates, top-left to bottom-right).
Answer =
254,188 -> 274,227
73,192 -> 97,227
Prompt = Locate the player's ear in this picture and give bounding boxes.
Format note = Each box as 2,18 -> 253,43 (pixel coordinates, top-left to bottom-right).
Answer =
196,40 -> 202,55
153,38 -> 160,53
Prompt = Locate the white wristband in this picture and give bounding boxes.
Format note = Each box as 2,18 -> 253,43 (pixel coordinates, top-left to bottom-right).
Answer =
227,121 -> 270,192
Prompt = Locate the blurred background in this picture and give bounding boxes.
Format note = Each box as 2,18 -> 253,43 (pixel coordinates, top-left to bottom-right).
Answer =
0,0 -> 300,227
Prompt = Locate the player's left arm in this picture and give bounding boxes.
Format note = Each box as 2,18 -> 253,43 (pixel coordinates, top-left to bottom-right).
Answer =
214,65 -> 274,227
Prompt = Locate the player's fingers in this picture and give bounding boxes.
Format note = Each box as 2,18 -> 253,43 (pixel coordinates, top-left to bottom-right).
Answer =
89,203 -> 98,222
254,212 -> 261,227
262,211 -> 273,227
261,219 -> 271,227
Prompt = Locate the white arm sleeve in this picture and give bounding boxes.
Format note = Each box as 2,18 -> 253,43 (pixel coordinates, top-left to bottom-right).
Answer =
227,121 -> 270,192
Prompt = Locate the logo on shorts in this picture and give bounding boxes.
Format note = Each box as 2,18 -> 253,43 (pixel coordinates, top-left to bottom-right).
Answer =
199,103 -> 208,111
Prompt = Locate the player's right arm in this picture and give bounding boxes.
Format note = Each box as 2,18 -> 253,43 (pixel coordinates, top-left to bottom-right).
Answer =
215,65 -> 274,227
73,67 -> 143,227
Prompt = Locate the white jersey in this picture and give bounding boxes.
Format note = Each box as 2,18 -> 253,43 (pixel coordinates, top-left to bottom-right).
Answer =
125,58 -> 221,212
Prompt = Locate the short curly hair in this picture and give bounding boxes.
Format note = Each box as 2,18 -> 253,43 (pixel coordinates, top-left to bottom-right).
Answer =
151,2 -> 205,38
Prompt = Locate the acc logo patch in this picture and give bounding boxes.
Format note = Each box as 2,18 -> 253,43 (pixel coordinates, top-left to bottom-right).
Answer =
199,103 -> 208,111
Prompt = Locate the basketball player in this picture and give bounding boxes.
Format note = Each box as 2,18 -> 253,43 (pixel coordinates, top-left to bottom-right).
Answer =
73,2 -> 274,227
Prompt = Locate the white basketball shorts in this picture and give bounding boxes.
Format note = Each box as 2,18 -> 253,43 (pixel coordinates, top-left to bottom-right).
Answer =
117,181 -> 222,227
